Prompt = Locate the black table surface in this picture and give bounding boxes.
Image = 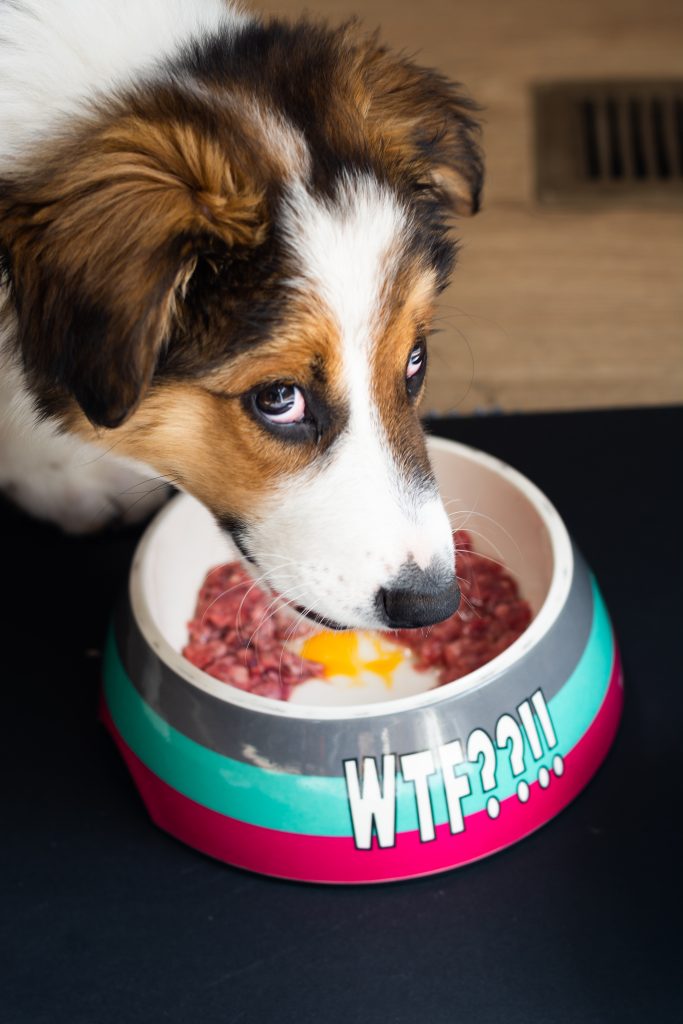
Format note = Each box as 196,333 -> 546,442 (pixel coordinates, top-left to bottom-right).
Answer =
3,405 -> 682,1024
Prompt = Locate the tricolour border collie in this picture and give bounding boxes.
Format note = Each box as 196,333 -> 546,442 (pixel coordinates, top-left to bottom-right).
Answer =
0,0 -> 483,631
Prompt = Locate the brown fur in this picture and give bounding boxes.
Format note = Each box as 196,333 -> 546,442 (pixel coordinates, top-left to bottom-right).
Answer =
66,300 -> 348,522
371,268 -> 437,484
0,103 -> 272,428
350,29 -> 483,216
61,268 -> 434,524
0,14 -> 482,526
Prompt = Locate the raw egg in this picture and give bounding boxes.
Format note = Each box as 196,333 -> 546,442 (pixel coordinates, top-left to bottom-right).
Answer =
289,630 -> 439,707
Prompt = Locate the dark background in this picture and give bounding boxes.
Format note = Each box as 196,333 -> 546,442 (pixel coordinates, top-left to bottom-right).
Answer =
3,406 -> 682,1024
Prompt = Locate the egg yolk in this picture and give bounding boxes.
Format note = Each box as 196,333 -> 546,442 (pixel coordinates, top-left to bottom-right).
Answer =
300,630 -> 404,687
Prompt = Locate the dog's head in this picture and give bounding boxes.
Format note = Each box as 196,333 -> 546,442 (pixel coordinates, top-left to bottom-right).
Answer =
0,19 -> 482,630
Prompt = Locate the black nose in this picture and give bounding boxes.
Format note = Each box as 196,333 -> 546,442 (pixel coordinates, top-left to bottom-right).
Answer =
378,563 -> 460,629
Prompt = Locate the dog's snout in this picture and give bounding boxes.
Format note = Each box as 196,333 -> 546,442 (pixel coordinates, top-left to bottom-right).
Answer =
377,561 -> 460,629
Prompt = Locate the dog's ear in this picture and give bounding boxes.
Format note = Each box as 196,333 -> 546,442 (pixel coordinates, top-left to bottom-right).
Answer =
0,121 -> 267,428
353,34 -> 484,216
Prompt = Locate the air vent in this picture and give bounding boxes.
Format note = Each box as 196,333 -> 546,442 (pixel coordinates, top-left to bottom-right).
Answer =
533,80 -> 683,205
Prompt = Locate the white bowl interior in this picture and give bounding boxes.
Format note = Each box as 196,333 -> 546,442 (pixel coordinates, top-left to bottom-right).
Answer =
142,496 -> 233,654
131,439 -> 571,717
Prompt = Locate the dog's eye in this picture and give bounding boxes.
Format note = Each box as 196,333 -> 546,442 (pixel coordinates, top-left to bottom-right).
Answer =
406,338 -> 427,396
406,342 -> 425,378
254,383 -> 306,424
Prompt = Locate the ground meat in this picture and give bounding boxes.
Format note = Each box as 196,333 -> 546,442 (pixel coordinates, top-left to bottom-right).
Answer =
182,562 -> 323,701
182,531 -> 531,699
394,532 -> 532,685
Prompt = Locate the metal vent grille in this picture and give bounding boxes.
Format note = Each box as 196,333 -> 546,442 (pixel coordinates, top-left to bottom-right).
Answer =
534,80 -> 683,205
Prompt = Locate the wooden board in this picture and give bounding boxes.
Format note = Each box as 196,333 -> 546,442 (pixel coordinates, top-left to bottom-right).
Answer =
258,0 -> 683,412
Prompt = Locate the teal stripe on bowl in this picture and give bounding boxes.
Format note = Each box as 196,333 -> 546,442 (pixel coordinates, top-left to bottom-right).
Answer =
103,577 -> 614,837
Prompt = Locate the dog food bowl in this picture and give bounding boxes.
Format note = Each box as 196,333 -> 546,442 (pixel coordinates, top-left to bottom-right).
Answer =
101,438 -> 623,884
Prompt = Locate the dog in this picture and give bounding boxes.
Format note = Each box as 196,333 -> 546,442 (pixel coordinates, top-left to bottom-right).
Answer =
0,0 -> 483,632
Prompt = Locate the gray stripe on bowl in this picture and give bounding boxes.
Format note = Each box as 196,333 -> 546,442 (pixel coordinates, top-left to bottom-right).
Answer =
113,546 -> 593,776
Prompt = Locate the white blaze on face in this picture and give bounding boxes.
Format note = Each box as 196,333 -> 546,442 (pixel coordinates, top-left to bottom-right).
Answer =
247,174 -> 455,627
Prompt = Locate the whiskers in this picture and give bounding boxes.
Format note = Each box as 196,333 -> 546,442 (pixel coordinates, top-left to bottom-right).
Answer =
454,575 -> 481,620
242,581 -> 306,651
200,563 -> 277,629
444,498 -> 523,617
85,469 -> 180,529
447,500 -> 522,567
280,600 -> 318,684
114,473 -> 178,519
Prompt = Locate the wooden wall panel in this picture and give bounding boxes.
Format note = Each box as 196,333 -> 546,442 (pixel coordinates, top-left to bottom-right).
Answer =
257,0 -> 683,411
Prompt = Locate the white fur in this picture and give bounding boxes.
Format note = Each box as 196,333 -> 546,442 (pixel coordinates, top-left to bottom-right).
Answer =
282,174 -> 408,341
0,312 -> 171,532
250,176 -> 455,627
242,100 -> 311,181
